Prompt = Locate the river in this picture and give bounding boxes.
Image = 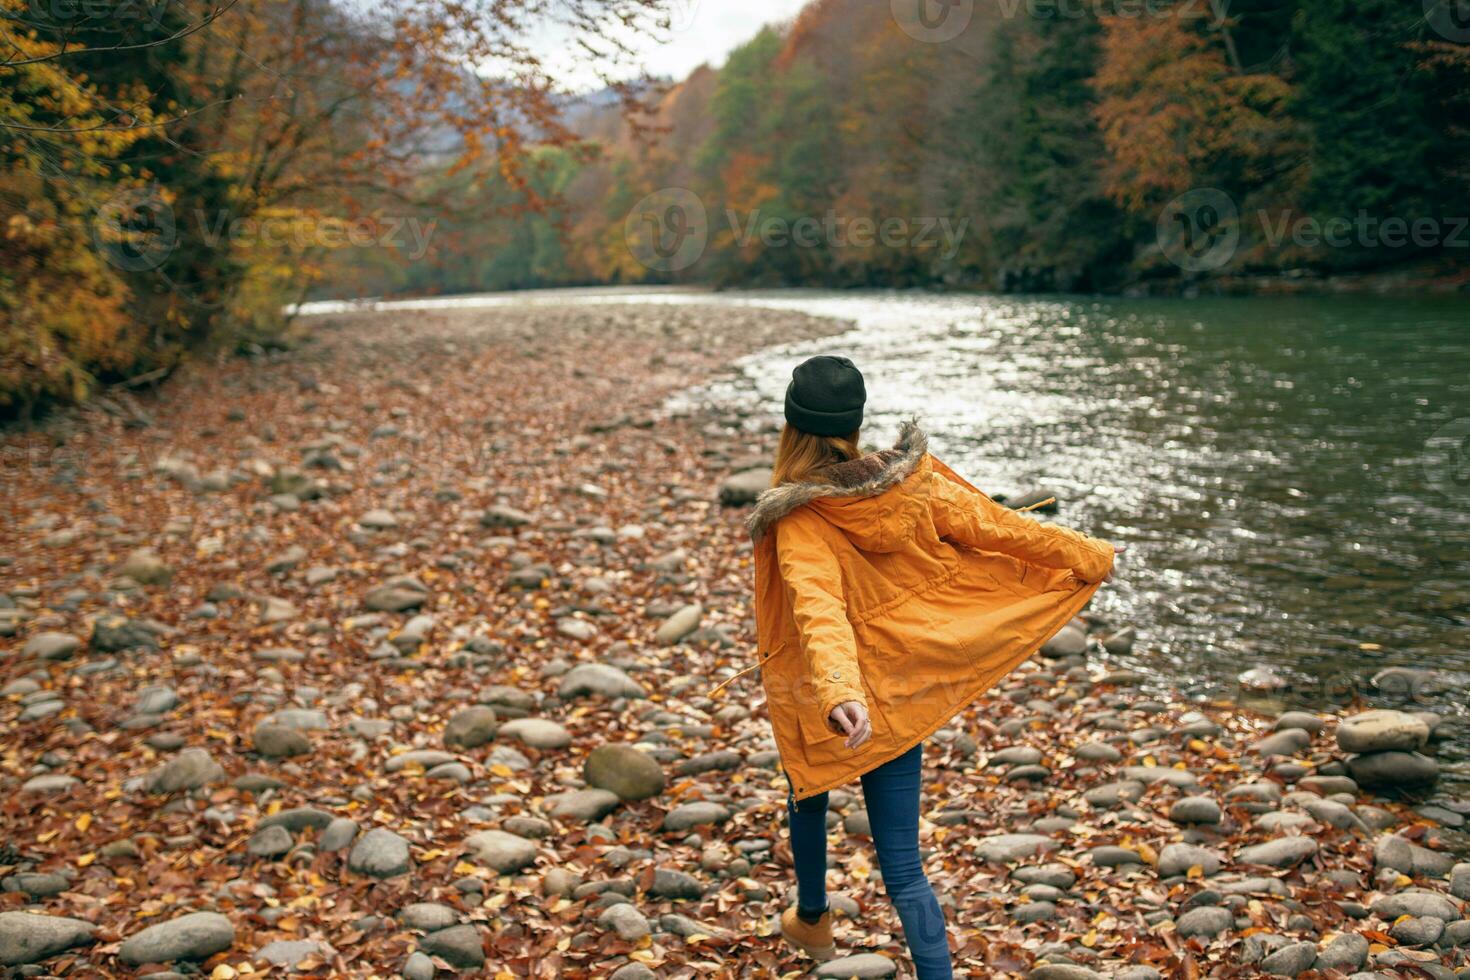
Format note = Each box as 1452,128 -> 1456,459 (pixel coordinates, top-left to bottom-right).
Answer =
299,286 -> 1470,793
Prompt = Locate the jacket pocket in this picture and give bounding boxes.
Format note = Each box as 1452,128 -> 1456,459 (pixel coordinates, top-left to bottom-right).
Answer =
794,673 -> 890,770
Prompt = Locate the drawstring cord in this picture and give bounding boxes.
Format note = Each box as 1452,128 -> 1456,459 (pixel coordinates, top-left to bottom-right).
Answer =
704,496 -> 1055,700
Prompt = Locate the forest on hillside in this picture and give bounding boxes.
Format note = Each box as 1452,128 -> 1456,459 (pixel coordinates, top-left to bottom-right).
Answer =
320,0 -> 1470,298
3,0 -> 1468,417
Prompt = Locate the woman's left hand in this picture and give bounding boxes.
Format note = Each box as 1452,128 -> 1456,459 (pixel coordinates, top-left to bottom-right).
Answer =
1105,542 -> 1128,581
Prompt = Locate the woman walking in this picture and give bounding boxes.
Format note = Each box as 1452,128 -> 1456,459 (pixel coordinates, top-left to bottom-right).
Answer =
742,355 -> 1120,978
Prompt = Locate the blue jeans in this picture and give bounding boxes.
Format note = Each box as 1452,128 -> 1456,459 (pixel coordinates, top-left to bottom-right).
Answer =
787,743 -> 952,980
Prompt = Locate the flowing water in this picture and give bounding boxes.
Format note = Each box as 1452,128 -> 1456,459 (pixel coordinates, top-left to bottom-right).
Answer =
301,286 -> 1470,790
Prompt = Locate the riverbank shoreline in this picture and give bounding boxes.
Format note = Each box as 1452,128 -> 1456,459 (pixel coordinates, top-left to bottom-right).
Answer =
2,302 -> 1468,978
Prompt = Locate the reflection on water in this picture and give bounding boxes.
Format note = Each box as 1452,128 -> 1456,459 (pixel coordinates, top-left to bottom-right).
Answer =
306,286 -> 1470,790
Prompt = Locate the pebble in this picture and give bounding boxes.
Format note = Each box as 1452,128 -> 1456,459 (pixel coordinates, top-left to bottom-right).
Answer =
21,632 -> 80,661
1176,905 -> 1233,939
463,830 -> 538,873
597,903 -> 651,941
546,788 -> 621,822
320,818 -> 359,852
419,924 -> 485,968
976,834 -> 1057,864
654,603 -> 703,644
813,953 -> 897,978
402,951 -> 435,980
147,748 -> 224,793
557,663 -> 647,700
1169,796 -> 1222,825
1237,837 -> 1318,868
584,744 -> 667,800
119,911 -> 234,965
498,717 -> 572,749
443,706 -> 499,748
1159,843 -> 1222,877
253,722 -> 311,758
1260,941 -> 1318,976
1348,750 -> 1439,787
1336,710 -> 1430,753
256,939 -> 334,969
399,903 -> 458,932
348,828 -> 411,878
1317,933 -> 1370,970
661,802 -> 731,833
0,912 -> 95,966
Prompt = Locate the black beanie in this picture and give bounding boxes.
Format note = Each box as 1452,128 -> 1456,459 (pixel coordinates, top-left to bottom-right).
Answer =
784,355 -> 865,437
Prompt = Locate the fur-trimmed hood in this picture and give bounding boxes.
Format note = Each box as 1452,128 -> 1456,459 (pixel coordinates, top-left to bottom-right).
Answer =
746,418 -> 930,542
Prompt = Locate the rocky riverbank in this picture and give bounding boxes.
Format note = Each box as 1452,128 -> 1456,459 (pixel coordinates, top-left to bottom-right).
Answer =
1,302 -> 1467,978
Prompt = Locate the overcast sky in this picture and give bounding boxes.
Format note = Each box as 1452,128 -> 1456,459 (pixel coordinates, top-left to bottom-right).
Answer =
530,0 -> 813,92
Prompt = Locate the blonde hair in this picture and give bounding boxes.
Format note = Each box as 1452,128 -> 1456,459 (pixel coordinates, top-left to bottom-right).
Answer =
771,423 -> 861,487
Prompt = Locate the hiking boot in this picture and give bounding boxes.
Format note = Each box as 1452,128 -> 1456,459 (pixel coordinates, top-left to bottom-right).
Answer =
779,905 -> 835,960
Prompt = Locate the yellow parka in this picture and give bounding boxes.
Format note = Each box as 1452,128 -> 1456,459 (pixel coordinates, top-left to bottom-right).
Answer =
748,421 -> 1115,800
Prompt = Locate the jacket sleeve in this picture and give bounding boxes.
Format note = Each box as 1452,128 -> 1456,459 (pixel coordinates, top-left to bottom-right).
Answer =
774,515 -> 867,720
930,466 -> 1115,583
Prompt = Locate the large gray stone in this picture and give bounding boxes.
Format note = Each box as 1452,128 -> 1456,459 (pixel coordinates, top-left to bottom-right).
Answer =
546,788 -> 620,823
256,939 -> 334,969
661,802 -> 731,833
253,722 -> 311,758
22,632 -> 80,661
1159,843 -> 1223,878
1348,750 -> 1439,787
463,830 -> 538,873
348,828 -> 411,878
975,834 -> 1056,864
584,744 -> 666,801
119,912 -> 234,965
0,912 -> 95,966
557,663 -> 646,700
1336,710 -> 1430,754
813,953 -> 898,978
148,748 -> 224,793
654,603 -> 703,645
1371,890 -> 1461,922
443,706 -> 499,749
498,718 -> 572,750
419,924 -> 485,968
1237,837 -> 1318,869
597,904 -> 650,941
1260,941 -> 1318,976
718,469 -> 771,506
1314,933 -> 1369,971
1176,906 -> 1233,939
